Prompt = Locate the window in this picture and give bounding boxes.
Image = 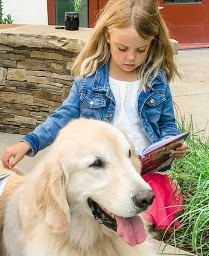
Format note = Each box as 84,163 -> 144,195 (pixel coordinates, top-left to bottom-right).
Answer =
56,0 -> 88,27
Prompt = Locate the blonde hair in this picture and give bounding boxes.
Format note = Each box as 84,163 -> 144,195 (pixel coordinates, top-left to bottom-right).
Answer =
72,0 -> 180,89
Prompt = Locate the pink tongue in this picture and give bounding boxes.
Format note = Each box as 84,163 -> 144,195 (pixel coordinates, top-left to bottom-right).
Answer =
116,215 -> 147,246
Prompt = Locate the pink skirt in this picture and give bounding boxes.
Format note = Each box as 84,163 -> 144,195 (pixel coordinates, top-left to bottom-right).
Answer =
142,173 -> 183,231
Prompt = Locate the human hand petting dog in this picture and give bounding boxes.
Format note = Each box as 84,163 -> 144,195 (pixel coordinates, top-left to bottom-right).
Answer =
1,142 -> 30,169
170,141 -> 188,158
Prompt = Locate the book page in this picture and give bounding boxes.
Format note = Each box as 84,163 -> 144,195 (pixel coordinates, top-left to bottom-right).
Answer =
142,132 -> 190,155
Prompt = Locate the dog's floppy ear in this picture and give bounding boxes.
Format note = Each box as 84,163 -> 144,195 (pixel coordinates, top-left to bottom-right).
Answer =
36,161 -> 70,233
118,128 -> 142,173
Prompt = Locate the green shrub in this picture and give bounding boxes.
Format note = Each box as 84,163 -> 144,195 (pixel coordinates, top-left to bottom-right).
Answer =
73,0 -> 81,12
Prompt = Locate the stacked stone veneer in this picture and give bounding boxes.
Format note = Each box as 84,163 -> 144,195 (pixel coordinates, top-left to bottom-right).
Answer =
0,42 -> 77,134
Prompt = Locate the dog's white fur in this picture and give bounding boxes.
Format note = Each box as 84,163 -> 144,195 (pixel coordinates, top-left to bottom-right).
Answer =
1,119 -> 156,256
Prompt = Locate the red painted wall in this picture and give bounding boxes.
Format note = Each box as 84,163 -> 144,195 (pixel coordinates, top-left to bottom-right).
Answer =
89,0 -> 209,46
47,0 -> 55,25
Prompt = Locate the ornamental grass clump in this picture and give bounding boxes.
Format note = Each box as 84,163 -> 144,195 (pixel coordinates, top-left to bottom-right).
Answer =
163,115 -> 209,256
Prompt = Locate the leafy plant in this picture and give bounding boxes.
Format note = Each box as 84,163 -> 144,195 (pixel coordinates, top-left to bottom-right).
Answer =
0,0 -> 13,24
73,0 -> 81,12
0,0 -> 3,23
4,13 -> 13,24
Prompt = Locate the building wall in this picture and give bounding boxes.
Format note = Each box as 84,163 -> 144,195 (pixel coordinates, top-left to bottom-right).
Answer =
3,0 -> 48,25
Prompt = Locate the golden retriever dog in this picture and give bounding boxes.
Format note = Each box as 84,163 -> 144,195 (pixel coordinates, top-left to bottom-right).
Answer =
1,118 -> 156,256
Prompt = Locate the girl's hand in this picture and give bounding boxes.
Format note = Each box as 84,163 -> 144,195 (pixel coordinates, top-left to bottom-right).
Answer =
1,142 -> 30,169
170,141 -> 188,158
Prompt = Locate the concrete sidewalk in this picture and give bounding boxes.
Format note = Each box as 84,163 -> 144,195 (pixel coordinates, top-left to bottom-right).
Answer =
170,48 -> 209,138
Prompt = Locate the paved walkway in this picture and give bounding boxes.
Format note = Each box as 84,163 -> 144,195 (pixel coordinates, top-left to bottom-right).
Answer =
154,240 -> 194,255
170,48 -> 209,139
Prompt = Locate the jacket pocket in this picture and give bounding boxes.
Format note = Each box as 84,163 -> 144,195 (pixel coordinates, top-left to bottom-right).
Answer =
79,91 -> 107,119
144,92 -> 166,121
146,92 -> 166,107
80,92 -> 107,108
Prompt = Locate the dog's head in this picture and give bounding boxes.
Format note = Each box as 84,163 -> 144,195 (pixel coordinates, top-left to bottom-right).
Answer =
36,118 -> 154,246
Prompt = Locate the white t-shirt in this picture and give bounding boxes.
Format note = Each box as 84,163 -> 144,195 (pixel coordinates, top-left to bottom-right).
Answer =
109,77 -> 151,154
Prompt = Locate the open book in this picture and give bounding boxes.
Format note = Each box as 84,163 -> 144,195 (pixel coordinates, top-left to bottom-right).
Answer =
0,172 -> 10,196
139,131 -> 190,175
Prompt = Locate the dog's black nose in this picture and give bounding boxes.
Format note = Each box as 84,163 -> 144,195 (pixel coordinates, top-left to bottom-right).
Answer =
133,189 -> 155,211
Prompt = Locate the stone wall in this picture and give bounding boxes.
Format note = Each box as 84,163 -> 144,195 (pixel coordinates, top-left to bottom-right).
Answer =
0,44 -> 76,134
0,25 -> 91,134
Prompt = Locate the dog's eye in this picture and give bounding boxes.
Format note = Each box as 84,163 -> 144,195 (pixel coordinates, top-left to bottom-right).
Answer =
89,159 -> 104,168
129,149 -> 132,158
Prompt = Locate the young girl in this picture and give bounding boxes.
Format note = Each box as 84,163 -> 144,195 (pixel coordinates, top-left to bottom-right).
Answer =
1,0 -> 187,231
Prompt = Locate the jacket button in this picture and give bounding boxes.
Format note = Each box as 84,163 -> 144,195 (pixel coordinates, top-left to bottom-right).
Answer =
90,100 -> 94,106
108,113 -> 113,118
150,98 -> 155,104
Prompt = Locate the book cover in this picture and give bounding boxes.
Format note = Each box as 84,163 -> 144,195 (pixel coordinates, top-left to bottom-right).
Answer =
139,131 -> 190,175
0,172 -> 10,196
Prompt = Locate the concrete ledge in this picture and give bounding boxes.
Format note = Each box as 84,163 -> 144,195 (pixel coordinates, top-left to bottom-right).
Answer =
0,24 -> 178,54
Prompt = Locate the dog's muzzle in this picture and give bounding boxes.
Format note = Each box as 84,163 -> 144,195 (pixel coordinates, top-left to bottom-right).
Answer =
87,189 -> 155,246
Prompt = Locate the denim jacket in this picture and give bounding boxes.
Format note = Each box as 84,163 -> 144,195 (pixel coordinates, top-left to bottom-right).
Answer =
21,62 -> 179,156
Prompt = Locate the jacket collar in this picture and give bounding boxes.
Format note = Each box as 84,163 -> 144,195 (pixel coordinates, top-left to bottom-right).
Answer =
92,62 -> 110,92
